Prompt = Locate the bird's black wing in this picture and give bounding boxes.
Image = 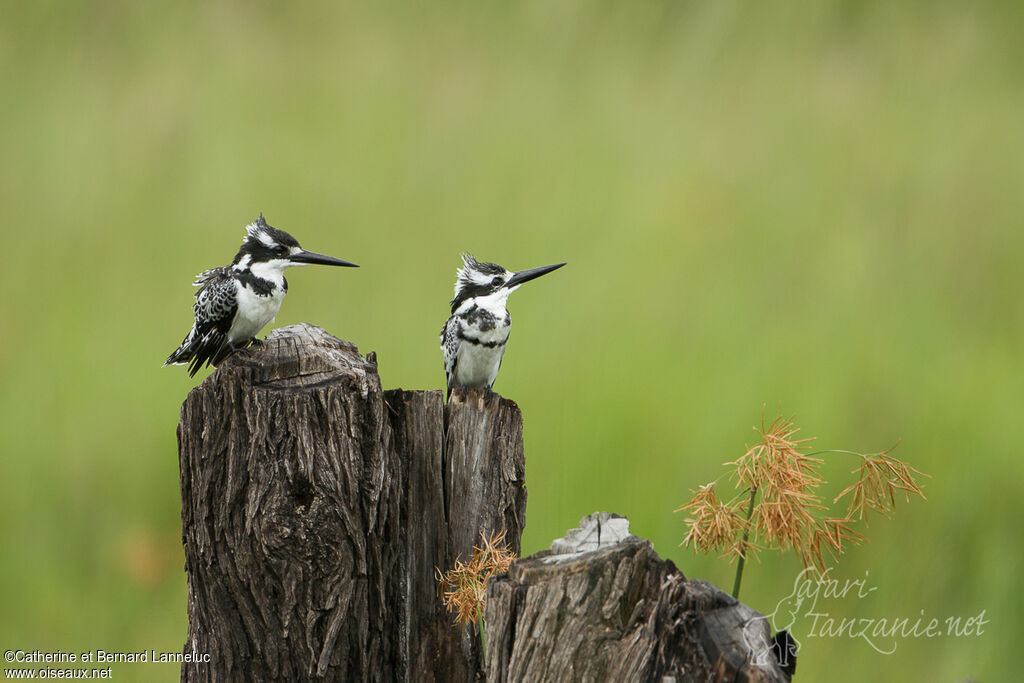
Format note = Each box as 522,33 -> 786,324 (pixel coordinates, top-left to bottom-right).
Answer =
441,315 -> 460,400
187,268 -> 238,375
165,267 -> 238,376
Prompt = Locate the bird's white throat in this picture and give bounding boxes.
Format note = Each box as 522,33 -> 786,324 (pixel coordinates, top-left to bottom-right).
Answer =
458,287 -> 514,316
248,259 -> 294,288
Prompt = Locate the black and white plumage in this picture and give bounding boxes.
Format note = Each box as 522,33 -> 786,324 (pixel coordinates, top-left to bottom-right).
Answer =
164,214 -> 357,376
440,254 -> 565,400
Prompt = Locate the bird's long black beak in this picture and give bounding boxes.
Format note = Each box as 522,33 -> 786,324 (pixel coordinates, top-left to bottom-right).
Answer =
504,262 -> 566,288
289,250 -> 359,267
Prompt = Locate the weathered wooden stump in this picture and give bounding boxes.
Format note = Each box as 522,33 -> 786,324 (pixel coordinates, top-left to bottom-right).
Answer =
177,324 -> 526,682
177,324 -> 794,682
485,512 -> 794,683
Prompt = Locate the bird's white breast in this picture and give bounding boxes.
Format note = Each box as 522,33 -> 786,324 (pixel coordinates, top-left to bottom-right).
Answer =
454,337 -> 507,388
451,303 -> 511,389
229,279 -> 285,343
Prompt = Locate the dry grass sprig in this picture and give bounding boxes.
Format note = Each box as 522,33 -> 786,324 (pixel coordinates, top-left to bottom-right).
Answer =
833,443 -> 929,523
676,483 -> 747,554
678,410 -> 928,598
728,414 -> 820,493
722,535 -> 763,565
436,529 -> 517,630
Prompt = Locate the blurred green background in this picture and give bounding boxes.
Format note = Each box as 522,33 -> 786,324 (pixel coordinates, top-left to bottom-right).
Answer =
1,1 -> 1020,680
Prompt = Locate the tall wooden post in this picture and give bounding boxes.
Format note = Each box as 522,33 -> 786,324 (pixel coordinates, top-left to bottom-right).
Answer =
177,324 -> 791,682
177,324 -> 526,682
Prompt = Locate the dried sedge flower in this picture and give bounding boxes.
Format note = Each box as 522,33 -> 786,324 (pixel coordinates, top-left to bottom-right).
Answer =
804,517 -> 868,570
755,495 -> 821,554
722,535 -> 763,565
833,444 -> 929,524
728,414 -> 820,492
678,411 -> 929,594
677,483 -> 747,555
436,530 -> 516,629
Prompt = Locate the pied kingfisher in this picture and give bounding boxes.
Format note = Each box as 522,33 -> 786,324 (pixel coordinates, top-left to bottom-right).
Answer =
164,214 -> 357,376
440,254 -> 565,400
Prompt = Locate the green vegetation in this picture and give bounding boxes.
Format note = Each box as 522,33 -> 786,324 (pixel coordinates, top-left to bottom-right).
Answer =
1,2 -> 1019,680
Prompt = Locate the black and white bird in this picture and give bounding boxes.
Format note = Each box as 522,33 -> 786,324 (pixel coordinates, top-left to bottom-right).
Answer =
440,254 -> 565,400
164,214 -> 357,376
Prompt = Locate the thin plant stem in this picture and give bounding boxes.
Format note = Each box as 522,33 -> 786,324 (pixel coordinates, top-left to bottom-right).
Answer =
804,449 -> 865,458
732,486 -> 758,599
477,605 -> 486,664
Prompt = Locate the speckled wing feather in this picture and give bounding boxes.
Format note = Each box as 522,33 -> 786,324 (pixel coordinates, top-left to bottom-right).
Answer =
165,267 -> 239,376
440,315 -> 460,399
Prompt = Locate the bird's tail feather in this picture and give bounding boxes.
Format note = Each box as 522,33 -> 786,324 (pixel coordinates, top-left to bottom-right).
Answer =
164,329 -> 199,367
164,328 -> 234,377
183,331 -> 231,377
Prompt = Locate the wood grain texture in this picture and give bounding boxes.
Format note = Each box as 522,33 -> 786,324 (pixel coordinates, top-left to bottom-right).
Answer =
177,324 -> 526,682
439,390 -> 528,678
484,512 -> 794,683
178,325 -> 790,682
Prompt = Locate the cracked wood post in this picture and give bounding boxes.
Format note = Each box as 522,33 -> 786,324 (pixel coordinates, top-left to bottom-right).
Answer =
177,323 -> 526,681
485,512 -> 795,683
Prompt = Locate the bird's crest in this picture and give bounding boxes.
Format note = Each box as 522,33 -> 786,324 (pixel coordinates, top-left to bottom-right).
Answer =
243,214 -> 299,250
450,254 -> 512,312
455,253 -> 505,291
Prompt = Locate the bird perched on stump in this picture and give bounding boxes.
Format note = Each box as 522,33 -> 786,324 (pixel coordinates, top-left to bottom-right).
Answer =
441,254 -> 565,400
164,214 -> 357,376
